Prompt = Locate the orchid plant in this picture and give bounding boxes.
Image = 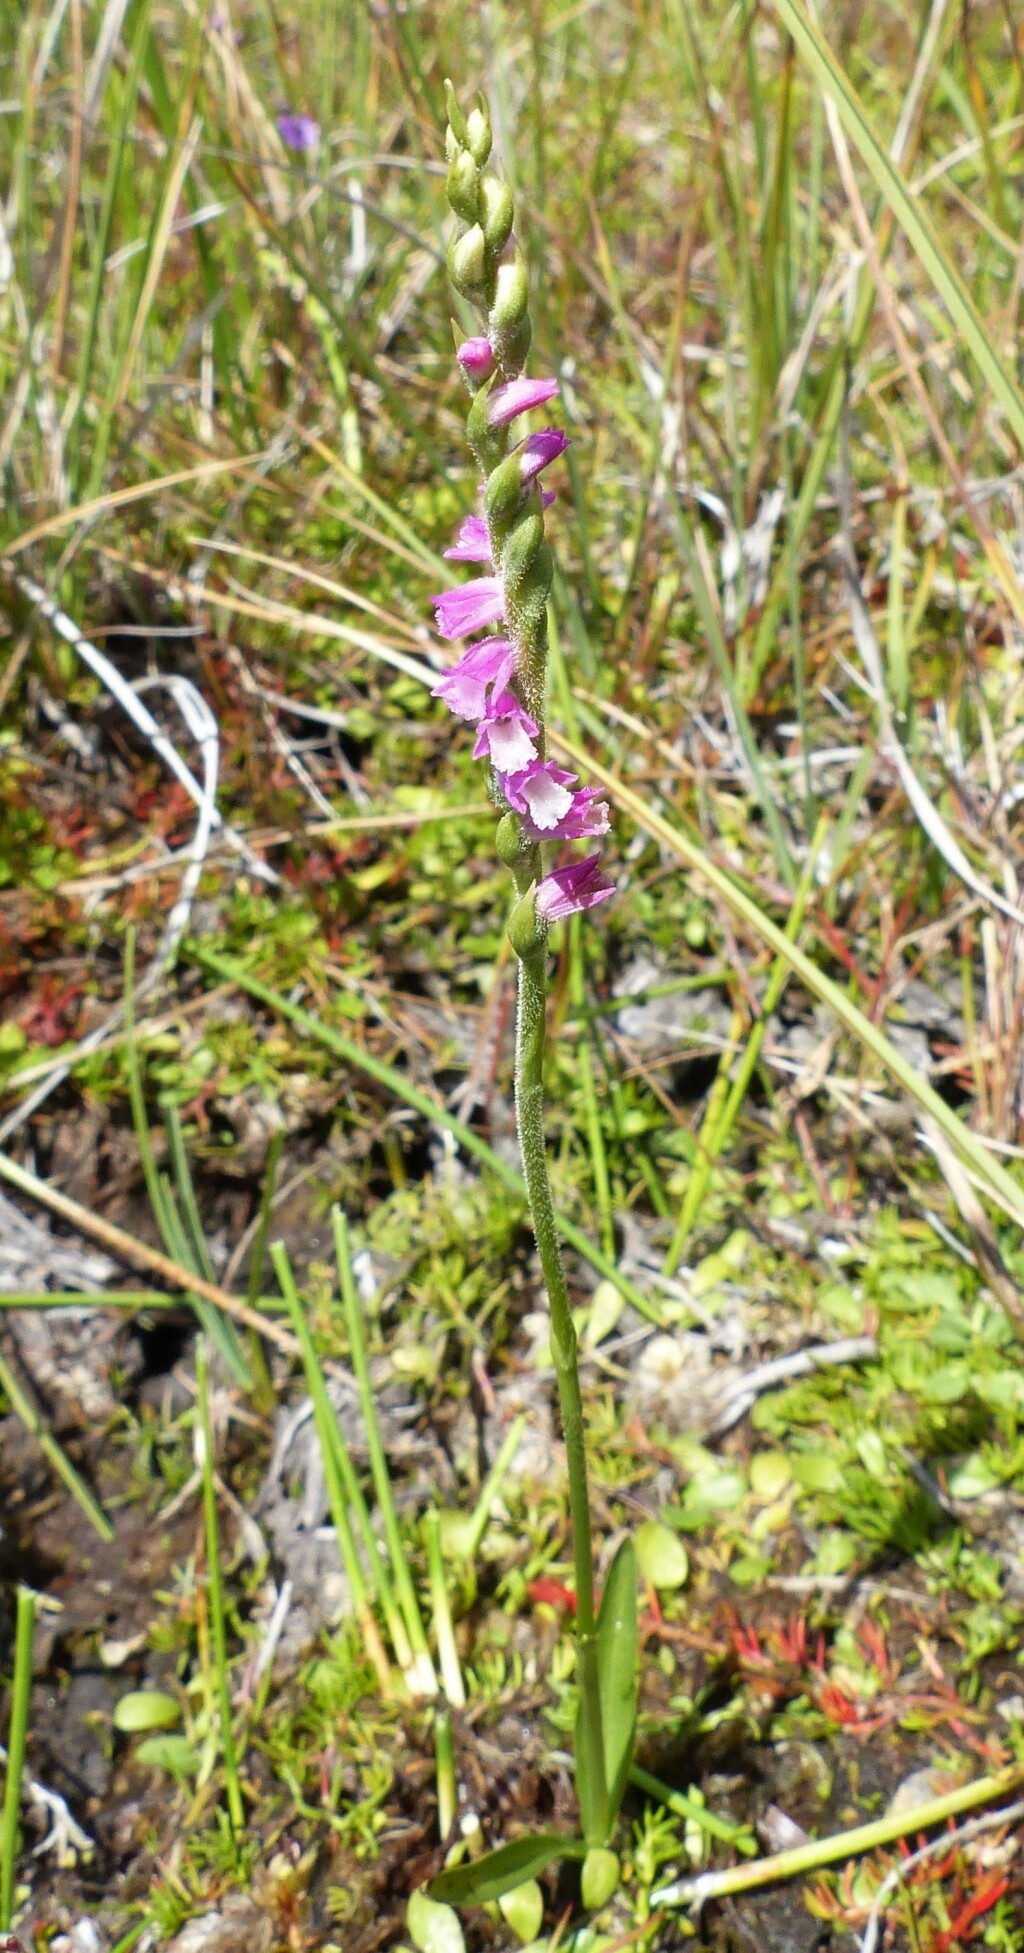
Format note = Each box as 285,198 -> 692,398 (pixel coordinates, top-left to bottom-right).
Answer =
425,84 -> 638,1913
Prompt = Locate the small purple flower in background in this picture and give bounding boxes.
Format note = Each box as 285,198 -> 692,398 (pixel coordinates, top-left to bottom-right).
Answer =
277,111 -> 320,153
535,854 -> 615,922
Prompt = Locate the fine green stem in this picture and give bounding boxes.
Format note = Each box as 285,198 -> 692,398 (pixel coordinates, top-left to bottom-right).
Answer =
515,943 -> 608,1843
0,1586 -> 35,1931
195,1342 -> 244,1840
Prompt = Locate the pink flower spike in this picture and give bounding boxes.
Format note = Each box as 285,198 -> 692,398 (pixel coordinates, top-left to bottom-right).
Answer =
431,638 -> 516,721
457,337 -> 495,381
432,576 -> 505,641
523,784 -> 609,842
444,514 -> 492,563
473,692 -> 539,772
487,376 -> 559,427
518,427 -> 570,483
535,854 -> 615,923
501,761 -> 578,833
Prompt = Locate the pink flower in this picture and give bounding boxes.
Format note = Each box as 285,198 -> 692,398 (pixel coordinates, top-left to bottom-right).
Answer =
487,377 -> 559,427
457,337 -> 495,381
431,638 -> 516,721
277,112 -> 320,152
432,576 -> 505,641
444,514 -> 492,563
473,692 -> 539,772
500,761 -> 578,833
522,784 -> 609,842
517,428 -> 570,483
535,854 -> 615,922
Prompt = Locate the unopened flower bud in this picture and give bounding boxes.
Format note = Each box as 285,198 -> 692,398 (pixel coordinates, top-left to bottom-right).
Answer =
484,454 -> 526,535
492,257 -> 531,337
495,812 -> 524,867
447,149 -> 480,224
481,175 -> 513,254
501,509 -> 545,598
444,79 -> 470,147
507,884 -> 545,959
456,336 -> 494,383
466,104 -> 492,166
449,224 -> 487,294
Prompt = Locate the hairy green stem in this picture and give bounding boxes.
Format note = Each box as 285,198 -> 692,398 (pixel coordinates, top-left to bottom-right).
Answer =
515,943 -> 607,1843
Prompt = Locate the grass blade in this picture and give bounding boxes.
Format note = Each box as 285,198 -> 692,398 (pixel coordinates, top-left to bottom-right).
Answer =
271,1243 -> 397,1693
195,1340 -> 244,1839
183,942 -> 663,1325
332,1209 -> 437,1698
0,1586 -> 35,1931
553,734 -> 1024,1245
772,0 -> 1024,451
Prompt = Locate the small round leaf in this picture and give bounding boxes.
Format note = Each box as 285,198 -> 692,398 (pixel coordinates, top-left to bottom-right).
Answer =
113,1690 -> 181,1733
407,1890 -> 466,1953
498,1879 -> 544,1943
635,1521 -> 688,1591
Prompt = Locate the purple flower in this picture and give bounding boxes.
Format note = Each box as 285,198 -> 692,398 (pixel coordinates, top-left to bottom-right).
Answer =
431,638 -> 516,721
473,692 -> 539,772
487,377 -> 559,427
517,428 -> 570,484
522,784 -> 609,842
500,761 -> 578,833
535,854 -> 615,922
444,514 -> 492,563
432,576 -> 505,641
277,112 -> 320,152
457,337 -> 495,381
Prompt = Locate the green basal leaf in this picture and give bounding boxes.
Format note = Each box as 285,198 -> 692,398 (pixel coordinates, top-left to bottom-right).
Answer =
596,1536 -> 638,1822
427,1833 -> 584,1906
113,1690 -> 181,1733
407,1890 -> 465,1953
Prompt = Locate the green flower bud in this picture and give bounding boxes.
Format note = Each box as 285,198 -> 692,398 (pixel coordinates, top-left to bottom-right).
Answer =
495,812 -> 524,867
465,387 -> 504,473
481,175 -> 514,254
444,125 -> 459,165
501,509 -> 545,598
500,314 -> 532,375
466,104 -> 492,166
448,224 -> 487,295
490,255 -> 528,335
444,79 -> 470,147
446,149 -> 480,224
507,884 -> 545,960
507,538 -> 553,644
485,454 -> 525,535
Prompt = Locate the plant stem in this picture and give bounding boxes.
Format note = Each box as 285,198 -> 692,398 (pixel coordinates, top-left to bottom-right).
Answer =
0,1586 -> 35,1931
195,1341 -> 244,1839
515,942 -> 608,1845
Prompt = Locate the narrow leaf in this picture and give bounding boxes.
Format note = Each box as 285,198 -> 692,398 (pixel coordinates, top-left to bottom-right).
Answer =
427,1833 -> 583,1906
596,1537 -> 639,1820
772,0 -> 1024,453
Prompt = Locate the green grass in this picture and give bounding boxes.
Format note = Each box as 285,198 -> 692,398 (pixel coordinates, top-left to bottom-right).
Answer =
4,2 -> 1024,1948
